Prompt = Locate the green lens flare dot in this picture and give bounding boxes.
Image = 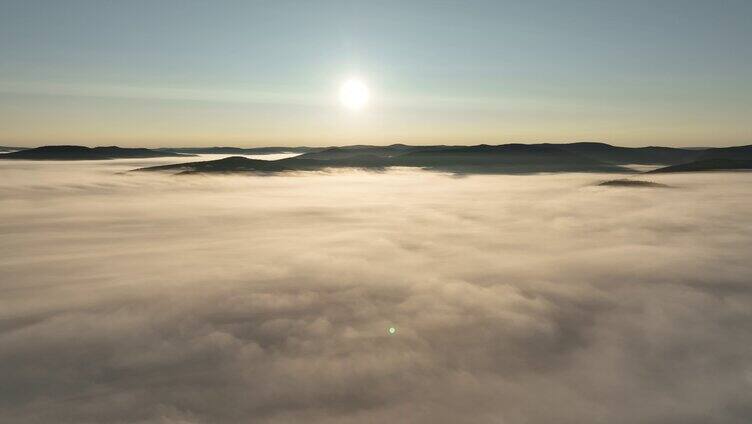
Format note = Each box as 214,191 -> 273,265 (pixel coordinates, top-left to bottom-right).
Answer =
388,327 -> 396,335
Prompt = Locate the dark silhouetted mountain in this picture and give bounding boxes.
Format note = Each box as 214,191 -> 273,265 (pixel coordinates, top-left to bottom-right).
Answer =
130,142 -> 752,176
648,158 -> 752,173
162,142 -> 752,167
135,143 -> 631,175
0,146 -> 23,153
133,156 -> 291,174
598,179 -> 669,188
391,144 -> 631,173
294,144 -> 446,161
157,146 -> 323,155
694,145 -> 752,161
554,142 -> 701,165
0,145 -> 193,160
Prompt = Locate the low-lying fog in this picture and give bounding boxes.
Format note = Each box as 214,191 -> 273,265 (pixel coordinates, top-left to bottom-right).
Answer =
1,157 -> 752,423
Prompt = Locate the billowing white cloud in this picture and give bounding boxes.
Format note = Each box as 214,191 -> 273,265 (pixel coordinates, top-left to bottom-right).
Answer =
1,160 -> 752,423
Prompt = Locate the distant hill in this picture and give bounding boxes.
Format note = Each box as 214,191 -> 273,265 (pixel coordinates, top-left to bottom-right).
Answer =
133,156 -> 291,174
295,144 -> 446,161
694,145 -> 752,161
390,144 -> 630,173
134,143 -> 632,175
554,142 -> 701,165
157,146 -> 323,155
8,141 -> 720,175
598,179 -> 669,188
293,142 -> 707,168
0,145 -> 193,160
648,158 -> 752,173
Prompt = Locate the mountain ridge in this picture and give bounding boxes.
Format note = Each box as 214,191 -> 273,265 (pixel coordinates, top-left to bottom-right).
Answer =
0,145 -> 193,160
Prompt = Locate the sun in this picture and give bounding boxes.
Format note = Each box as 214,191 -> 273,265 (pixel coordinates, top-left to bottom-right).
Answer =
339,78 -> 369,110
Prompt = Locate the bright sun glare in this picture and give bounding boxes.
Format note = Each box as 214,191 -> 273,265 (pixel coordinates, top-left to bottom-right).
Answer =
339,78 -> 369,110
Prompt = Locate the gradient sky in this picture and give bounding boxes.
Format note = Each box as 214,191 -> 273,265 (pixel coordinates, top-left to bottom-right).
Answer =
1,0 -> 750,147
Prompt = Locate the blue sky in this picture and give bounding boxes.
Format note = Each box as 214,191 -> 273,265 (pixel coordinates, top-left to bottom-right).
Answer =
1,0 -> 750,147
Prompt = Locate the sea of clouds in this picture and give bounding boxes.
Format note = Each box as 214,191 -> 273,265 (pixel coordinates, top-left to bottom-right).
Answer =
1,157 -> 752,423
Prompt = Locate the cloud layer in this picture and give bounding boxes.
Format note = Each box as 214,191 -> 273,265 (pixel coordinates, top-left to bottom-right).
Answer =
1,160 -> 752,423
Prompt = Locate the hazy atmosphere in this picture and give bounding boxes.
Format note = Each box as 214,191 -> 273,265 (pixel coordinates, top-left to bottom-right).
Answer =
2,1 -> 752,423
2,0 -> 751,147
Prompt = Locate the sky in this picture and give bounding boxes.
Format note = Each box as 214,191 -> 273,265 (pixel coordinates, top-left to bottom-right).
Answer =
1,0 -> 751,148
